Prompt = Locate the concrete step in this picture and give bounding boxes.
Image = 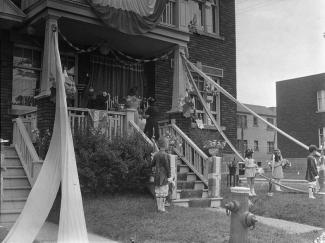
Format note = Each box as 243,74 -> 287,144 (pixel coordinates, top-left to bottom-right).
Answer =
2,146 -> 17,157
3,176 -> 30,187
3,186 -> 31,198
3,156 -> 21,166
178,164 -> 190,173
173,197 -> 222,208
3,166 -> 25,176
1,197 -> 27,210
177,180 -> 206,190
176,189 -> 209,199
0,209 -> 21,223
177,172 -> 197,182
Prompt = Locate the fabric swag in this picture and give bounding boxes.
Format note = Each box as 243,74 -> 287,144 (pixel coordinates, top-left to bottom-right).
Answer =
87,0 -> 168,35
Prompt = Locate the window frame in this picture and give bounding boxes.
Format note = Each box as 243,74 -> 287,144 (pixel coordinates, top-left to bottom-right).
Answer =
317,90 -> 325,112
237,114 -> 247,128
266,117 -> 274,131
254,140 -> 259,151
12,44 -> 42,111
253,116 -> 258,127
267,141 -> 274,154
319,127 -> 325,148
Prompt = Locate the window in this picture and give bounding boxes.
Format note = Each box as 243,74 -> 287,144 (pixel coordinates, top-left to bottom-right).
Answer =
191,70 -> 221,126
254,140 -> 259,151
237,139 -> 248,152
192,0 -> 220,35
267,141 -> 274,153
317,90 -> 325,112
237,115 -> 247,128
319,127 -> 325,148
12,45 -> 41,109
253,117 -> 258,126
266,117 -> 274,131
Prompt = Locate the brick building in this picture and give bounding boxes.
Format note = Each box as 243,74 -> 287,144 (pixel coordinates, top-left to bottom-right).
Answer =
237,104 -> 277,162
0,0 -> 237,149
276,73 -> 325,158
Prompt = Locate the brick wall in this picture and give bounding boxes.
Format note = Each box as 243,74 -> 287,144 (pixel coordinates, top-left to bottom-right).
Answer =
0,30 -> 14,142
276,73 -> 325,158
36,97 -> 55,134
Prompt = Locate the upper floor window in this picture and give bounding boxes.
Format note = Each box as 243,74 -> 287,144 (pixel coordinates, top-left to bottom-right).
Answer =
267,141 -> 274,154
237,115 -> 247,128
191,0 -> 220,35
266,117 -> 274,131
160,0 -> 176,26
12,45 -> 41,109
317,90 -> 325,112
253,117 -> 258,127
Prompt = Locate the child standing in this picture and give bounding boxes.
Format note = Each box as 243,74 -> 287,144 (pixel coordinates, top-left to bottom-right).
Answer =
268,149 -> 284,196
244,148 -> 257,196
144,98 -> 160,140
306,145 -> 319,199
152,137 -> 172,212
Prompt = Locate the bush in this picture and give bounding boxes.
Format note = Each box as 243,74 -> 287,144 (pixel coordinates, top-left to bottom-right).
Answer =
74,129 -> 153,195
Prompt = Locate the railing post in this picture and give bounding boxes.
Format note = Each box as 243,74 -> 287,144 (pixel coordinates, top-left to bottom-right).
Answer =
169,154 -> 178,200
208,156 -> 221,199
125,108 -> 136,135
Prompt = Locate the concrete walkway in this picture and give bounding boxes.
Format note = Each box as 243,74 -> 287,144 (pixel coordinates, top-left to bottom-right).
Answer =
208,207 -> 324,234
34,222 -> 118,243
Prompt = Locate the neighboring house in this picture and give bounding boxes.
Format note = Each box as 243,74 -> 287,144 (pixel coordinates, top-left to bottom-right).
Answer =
0,0 -> 237,148
276,73 -> 325,158
237,104 -> 277,162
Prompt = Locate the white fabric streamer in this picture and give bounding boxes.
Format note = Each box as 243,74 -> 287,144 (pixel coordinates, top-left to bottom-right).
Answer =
91,0 -> 156,16
4,28 -> 88,243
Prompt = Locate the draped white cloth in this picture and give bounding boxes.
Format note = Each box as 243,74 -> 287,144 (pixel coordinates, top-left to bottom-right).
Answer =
91,0 -> 156,16
4,29 -> 88,243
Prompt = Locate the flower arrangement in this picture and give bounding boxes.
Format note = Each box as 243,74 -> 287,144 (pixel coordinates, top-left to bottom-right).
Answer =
164,132 -> 182,153
31,128 -> 52,159
203,140 -> 226,156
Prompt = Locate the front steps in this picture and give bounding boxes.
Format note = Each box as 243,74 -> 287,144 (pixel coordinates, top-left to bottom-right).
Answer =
172,157 -> 222,208
1,146 -> 31,228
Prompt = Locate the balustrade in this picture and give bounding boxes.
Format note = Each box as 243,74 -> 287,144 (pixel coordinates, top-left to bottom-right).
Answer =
159,120 -> 209,184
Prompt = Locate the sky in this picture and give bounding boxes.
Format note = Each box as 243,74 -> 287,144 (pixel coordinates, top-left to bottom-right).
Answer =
235,0 -> 325,107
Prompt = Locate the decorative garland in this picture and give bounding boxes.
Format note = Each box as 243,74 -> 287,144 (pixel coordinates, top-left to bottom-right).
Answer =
58,28 -> 174,63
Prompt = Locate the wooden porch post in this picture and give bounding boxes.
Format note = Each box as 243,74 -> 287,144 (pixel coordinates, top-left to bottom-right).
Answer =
170,45 -> 188,112
36,15 -> 59,98
208,156 -> 221,199
125,108 -> 135,135
169,154 -> 177,200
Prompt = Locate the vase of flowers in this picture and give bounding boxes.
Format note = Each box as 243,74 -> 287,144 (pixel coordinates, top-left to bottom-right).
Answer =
203,140 -> 226,157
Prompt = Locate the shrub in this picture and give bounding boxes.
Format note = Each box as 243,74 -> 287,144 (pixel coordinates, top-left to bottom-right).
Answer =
73,129 -> 153,195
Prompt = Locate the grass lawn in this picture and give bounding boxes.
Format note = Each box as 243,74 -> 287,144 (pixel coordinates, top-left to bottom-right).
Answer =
221,181 -> 325,228
0,193 -> 322,242
82,193 -> 322,243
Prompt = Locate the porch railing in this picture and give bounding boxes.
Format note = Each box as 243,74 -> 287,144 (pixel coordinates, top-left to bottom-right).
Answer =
68,107 -> 127,139
12,118 -> 43,186
159,119 -> 209,185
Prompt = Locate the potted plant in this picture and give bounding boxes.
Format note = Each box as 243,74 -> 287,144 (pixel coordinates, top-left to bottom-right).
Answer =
203,140 -> 226,157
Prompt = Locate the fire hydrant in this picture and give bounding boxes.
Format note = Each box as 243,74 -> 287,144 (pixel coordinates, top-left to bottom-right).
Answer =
225,187 -> 257,243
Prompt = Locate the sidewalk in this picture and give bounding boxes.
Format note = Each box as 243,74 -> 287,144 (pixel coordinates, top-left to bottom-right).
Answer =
34,222 -> 118,243
208,207 -> 324,234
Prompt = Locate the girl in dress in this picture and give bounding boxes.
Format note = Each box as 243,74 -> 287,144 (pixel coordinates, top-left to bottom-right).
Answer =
126,87 -> 141,125
244,148 -> 257,196
268,149 -> 284,196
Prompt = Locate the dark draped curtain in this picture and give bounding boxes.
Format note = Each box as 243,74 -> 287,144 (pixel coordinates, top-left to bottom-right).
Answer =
89,55 -> 144,101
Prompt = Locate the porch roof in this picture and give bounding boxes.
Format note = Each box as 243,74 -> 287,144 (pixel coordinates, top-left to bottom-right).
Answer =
0,0 -> 26,29
22,0 -> 189,57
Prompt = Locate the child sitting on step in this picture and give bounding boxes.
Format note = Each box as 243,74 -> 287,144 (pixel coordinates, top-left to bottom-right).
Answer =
244,148 -> 257,196
306,145 -> 319,199
151,137 -> 172,212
